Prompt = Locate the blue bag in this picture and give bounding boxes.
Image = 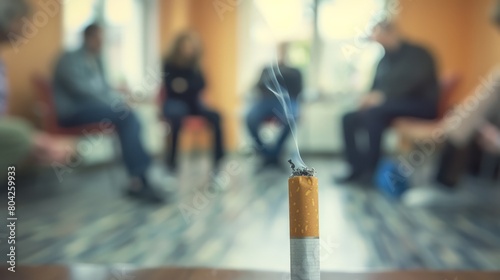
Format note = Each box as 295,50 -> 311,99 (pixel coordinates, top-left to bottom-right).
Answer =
374,157 -> 410,198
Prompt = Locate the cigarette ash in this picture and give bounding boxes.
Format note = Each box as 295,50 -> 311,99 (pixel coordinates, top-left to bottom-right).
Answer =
288,159 -> 316,177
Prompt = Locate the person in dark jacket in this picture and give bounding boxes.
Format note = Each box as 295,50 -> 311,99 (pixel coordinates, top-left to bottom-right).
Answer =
162,31 -> 224,172
246,42 -> 303,168
337,19 -> 440,184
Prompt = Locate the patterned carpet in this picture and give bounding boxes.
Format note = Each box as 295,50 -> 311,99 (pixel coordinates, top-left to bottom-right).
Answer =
2,156 -> 500,271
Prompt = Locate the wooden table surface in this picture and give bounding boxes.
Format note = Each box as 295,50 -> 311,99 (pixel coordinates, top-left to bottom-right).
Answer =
1,266 -> 499,280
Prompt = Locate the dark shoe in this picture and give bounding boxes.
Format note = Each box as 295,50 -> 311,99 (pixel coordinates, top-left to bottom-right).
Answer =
356,172 -> 375,187
127,186 -> 165,204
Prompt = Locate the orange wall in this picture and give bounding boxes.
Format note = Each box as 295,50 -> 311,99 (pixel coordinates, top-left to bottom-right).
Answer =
190,0 -> 239,151
3,0 -> 63,121
397,0 -> 500,105
465,0 -> 500,97
159,0 -> 191,55
159,0 -> 240,151
397,0 -> 471,104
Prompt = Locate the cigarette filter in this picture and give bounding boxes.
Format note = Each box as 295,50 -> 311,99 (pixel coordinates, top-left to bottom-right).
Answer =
288,175 -> 320,280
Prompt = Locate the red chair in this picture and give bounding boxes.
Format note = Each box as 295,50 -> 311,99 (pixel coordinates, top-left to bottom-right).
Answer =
31,74 -> 121,187
32,74 -> 122,167
157,84 -> 208,153
393,74 -> 461,126
32,75 -> 116,137
393,74 -> 461,152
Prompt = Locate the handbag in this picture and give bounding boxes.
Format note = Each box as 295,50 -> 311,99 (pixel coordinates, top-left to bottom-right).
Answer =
374,157 -> 410,198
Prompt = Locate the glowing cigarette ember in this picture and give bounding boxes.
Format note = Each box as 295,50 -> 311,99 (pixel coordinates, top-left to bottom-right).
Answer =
288,160 -> 320,280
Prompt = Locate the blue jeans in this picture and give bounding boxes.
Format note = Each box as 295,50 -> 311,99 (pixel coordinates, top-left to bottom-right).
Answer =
246,97 -> 299,161
58,102 -> 151,177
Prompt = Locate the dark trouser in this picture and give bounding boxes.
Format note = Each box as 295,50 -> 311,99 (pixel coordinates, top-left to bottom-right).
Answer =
246,97 -> 299,161
163,99 -> 224,169
342,99 -> 437,174
59,103 -> 151,177
436,139 -> 500,187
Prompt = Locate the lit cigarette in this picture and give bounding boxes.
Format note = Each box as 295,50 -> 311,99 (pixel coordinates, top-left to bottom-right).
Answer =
288,160 -> 320,280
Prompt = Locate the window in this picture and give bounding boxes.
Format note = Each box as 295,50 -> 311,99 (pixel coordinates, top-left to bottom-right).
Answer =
63,0 -> 100,50
316,0 -> 387,97
238,0 -> 395,153
239,0 -> 389,97
237,0 -> 315,96
62,0 -> 160,95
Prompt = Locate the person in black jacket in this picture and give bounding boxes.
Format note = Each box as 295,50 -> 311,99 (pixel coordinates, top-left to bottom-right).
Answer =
337,19 -> 440,184
246,42 -> 303,168
162,32 -> 224,172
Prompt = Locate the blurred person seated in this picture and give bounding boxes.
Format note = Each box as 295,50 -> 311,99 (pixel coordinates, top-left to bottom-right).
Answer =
396,0 -> 500,189
53,23 -> 163,203
162,31 -> 225,173
435,124 -> 500,188
246,42 -> 303,169
336,18 -> 440,184
478,124 -> 500,155
0,0 -> 70,178
433,101 -> 500,188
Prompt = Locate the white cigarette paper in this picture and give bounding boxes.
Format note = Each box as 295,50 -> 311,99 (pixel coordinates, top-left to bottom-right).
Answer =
288,175 -> 320,280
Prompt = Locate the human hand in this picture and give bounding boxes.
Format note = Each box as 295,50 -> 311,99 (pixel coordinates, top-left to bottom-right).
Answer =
360,91 -> 385,110
116,84 -> 132,96
33,133 -> 76,164
478,123 -> 500,154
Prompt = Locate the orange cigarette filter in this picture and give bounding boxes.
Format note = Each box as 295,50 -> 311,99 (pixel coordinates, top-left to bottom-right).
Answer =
288,176 -> 319,238
288,174 -> 320,280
